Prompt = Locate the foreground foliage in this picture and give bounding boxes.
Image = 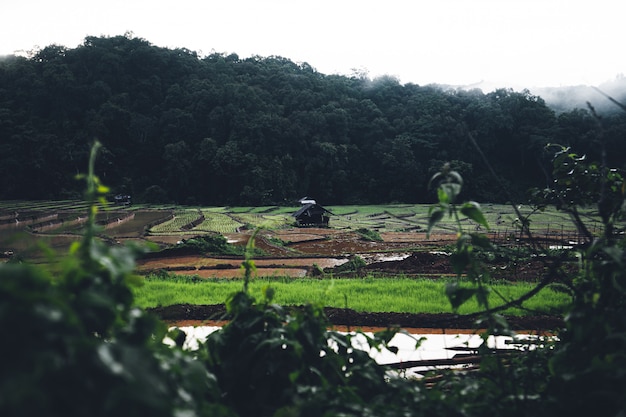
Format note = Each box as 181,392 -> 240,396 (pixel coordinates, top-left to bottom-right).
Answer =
426,134 -> 626,415
1,140 -> 625,416
0,143 -> 227,416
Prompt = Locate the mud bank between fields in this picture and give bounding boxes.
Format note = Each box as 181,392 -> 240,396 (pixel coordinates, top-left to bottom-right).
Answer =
149,304 -> 564,332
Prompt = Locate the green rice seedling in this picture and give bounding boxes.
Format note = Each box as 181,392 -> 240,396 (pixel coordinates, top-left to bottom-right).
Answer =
268,206 -> 301,215
195,211 -> 244,234
384,207 -> 418,218
227,207 -> 254,213
148,210 -> 200,234
230,213 -> 291,229
133,278 -> 238,308
3,201 -> 613,242
133,275 -> 571,317
249,206 -> 280,213
325,206 -> 359,215
199,206 -> 224,212
452,282 -> 572,316
256,214 -> 292,228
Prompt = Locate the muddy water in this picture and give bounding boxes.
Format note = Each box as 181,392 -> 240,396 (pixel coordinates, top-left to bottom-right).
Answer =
359,252 -> 411,264
136,256 -> 349,278
133,229 -> 459,279
174,267 -> 310,278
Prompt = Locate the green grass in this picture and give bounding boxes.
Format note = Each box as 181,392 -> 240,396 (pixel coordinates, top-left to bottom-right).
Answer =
132,275 -> 571,317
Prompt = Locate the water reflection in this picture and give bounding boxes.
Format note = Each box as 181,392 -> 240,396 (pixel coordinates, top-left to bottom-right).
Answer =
166,326 -> 546,377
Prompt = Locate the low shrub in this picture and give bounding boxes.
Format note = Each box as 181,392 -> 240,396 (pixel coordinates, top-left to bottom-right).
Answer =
356,227 -> 383,241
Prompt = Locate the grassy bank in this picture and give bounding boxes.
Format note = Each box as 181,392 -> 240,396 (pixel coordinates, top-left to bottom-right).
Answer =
132,274 -> 570,317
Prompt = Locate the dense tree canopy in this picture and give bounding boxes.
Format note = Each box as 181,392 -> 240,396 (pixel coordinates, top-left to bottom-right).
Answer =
1,34 -> 625,205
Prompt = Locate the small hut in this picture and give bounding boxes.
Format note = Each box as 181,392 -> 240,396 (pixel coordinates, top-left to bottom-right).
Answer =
113,194 -> 132,206
292,197 -> 332,227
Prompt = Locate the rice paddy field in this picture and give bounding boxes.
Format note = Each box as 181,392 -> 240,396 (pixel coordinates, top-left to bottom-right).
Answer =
0,199 -> 600,325
0,199 -> 603,240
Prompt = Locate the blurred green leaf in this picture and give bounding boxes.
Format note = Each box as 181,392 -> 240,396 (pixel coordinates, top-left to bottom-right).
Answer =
440,183 -> 461,203
445,282 -> 477,311
461,201 -> 489,230
427,207 -> 444,236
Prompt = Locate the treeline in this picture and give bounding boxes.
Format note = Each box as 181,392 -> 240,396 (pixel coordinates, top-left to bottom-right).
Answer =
1,34 -> 625,205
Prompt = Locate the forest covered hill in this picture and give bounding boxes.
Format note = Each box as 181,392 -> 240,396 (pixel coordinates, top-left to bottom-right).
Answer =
1,34 -> 625,205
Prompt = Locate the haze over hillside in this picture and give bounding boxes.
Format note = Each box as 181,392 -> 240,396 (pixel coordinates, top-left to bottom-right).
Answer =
440,76 -> 626,115
529,76 -> 626,115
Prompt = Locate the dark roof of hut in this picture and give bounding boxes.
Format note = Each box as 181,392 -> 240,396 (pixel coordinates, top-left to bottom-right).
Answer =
292,203 -> 333,218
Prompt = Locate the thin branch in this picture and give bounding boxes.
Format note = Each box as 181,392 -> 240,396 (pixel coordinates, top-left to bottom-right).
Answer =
464,258 -> 575,319
591,86 -> 626,113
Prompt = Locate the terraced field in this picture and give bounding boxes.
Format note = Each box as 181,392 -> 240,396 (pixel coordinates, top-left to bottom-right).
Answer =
1,200 -> 601,268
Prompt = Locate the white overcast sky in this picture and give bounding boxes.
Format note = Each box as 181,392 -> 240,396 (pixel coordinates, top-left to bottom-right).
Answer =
1,0 -> 623,90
